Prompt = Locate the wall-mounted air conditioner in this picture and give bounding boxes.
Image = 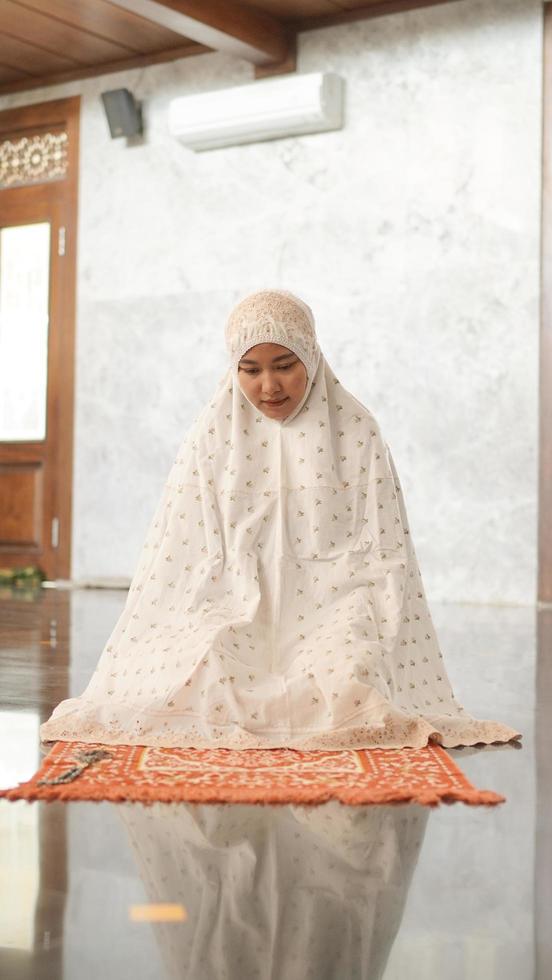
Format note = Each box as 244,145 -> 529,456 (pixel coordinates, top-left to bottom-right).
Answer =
168,72 -> 344,152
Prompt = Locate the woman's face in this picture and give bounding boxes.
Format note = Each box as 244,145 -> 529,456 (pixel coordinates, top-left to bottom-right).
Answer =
237,343 -> 308,420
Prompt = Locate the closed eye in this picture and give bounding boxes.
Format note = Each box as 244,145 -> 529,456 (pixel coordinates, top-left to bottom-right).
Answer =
239,362 -> 297,375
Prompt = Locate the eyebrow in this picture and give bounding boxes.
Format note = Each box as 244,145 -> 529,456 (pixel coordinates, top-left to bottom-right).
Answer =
239,353 -> 297,365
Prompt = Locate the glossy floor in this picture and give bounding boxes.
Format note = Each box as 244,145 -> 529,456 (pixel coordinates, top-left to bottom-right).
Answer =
0,588 -> 549,980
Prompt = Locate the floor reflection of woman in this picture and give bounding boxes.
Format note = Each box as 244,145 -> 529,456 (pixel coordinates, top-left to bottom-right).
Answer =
40,289 -> 521,751
118,799 -> 430,980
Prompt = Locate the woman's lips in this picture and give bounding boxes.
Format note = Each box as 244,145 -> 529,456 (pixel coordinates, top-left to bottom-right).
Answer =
263,397 -> 288,406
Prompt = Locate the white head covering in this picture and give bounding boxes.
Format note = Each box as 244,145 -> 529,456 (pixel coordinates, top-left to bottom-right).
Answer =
225,288 -> 321,425
40,290 -> 521,751
225,288 -> 320,376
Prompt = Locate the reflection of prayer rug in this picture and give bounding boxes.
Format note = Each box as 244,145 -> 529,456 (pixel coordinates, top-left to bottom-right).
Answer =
0,741 -> 506,806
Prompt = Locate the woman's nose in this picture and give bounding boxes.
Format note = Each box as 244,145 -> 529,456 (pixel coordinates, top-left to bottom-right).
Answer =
261,373 -> 281,393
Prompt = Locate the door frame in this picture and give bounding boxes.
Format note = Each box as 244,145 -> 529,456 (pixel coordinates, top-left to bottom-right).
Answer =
541,4 -> 552,603
0,96 -> 79,580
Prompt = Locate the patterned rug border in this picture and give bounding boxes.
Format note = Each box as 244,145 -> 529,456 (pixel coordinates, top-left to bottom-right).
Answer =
0,742 -> 506,808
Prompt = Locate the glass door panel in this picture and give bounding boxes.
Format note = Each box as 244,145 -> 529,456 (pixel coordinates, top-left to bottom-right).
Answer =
0,222 -> 51,441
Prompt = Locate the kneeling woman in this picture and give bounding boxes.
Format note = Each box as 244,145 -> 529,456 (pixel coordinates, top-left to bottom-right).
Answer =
40,289 -> 522,750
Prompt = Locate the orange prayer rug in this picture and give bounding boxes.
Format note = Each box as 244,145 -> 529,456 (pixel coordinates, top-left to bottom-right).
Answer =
0,741 -> 506,807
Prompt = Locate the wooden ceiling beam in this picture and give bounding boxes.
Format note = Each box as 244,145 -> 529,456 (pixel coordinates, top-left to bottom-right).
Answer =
111,0 -> 292,66
0,41 -> 210,96
294,0 -> 464,32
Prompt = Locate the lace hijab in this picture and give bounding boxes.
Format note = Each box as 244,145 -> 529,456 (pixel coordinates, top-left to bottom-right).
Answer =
40,290 -> 521,750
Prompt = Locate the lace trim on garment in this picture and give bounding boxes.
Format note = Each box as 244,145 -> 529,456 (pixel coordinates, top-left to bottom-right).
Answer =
40,705 -> 521,751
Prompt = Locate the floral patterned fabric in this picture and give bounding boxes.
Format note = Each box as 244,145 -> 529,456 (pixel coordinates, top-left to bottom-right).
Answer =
40,292 -> 522,750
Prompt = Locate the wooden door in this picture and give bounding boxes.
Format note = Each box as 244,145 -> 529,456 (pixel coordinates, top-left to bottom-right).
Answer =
0,97 -> 79,581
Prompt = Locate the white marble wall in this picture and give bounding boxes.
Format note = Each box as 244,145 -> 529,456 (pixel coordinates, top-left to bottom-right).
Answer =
0,0 -> 542,603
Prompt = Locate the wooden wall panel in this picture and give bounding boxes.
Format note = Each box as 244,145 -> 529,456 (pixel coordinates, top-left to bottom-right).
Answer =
0,463 -> 43,548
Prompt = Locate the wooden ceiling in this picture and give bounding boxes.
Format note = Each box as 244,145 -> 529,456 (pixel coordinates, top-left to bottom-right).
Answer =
0,0 -> 461,96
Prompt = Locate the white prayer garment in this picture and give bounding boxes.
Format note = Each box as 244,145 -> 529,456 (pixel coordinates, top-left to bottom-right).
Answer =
40,290 -> 522,749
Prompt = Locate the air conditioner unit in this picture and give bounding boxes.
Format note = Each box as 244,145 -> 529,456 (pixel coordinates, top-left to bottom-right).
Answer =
168,72 -> 344,152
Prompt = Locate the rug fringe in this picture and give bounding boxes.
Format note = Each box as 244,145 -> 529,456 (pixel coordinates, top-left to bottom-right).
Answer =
0,782 -> 505,807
